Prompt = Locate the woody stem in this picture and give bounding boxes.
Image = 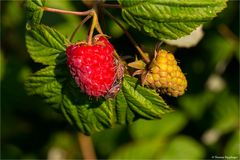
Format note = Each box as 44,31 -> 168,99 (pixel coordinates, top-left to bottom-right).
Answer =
102,3 -> 121,9
88,12 -> 97,44
43,7 -> 94,16
78,133 -> 96,160
103,9 -> 150,64
70,15 -> 92,42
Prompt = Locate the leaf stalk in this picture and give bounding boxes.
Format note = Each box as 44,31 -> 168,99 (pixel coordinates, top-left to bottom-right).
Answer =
101,3 -> 121,9
43,7 -> 94,16
70,15 -> 92,42
103,9 -> 150,64
78,133 -> 96,160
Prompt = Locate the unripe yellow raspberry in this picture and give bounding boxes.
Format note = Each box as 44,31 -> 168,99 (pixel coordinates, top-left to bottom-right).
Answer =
142,50 -> 187,97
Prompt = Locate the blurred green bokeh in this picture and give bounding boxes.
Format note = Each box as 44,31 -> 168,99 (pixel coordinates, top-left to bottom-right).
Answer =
1,0 -> 239,159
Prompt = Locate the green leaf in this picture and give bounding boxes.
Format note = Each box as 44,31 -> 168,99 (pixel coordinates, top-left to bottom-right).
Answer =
212,92 -> 238,134
116,90 -> 134,124
25,64 -> 116,134
25,0 -> 46,24
25,70 -> 170,134
26,24 -> 69,65
118,0 -> 227,40
122,75 -> 171,119
159,136 -> 205,159
25,65 -> 67,110
110,138 -> 165,159
130,111 -> 187,140
25,25 -> 171,134
110,135 -> 205,159
60,89 -> 116,134
92,126 -> 127,158
179,91 -> 215,120
224,130 -> 240,156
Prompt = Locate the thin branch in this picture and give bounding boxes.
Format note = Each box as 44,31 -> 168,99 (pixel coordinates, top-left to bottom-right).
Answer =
93,4 -> 104,36
103,9 -> 150,63
43,7 -> 94,16
88,12 -> 98,44
218,24 -> 239,44
94,13 -> 104,35
101,3 -> 122,9
87,7 -> 104,44
78,133 -> 97,160
216,24 -> 238,75
70,15 -> 92,42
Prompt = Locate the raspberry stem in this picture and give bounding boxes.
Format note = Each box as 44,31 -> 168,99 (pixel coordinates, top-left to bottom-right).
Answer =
70,15 -> 92,42
78,133 -> 96,160
88,11 -> 103,45
43,7 -> 94,16
43,6 -> 104,44
101,3 -> 121,9
103,9 -> 150,64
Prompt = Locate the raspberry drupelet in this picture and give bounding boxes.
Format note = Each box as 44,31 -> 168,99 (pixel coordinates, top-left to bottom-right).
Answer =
66,35 -> 116,97
142,49 -> 187,97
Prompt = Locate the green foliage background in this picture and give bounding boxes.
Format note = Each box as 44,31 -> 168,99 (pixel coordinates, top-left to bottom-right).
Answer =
1,0 -> 239,159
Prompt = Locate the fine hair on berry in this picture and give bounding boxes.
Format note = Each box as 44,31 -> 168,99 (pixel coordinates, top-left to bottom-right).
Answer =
66,35 -> 117,98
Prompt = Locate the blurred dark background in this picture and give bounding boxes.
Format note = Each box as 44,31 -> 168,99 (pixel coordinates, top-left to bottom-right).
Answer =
1,0 -> 239,159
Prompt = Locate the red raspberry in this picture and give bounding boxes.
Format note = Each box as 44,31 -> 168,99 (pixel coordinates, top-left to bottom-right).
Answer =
66,35 -> 116,97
